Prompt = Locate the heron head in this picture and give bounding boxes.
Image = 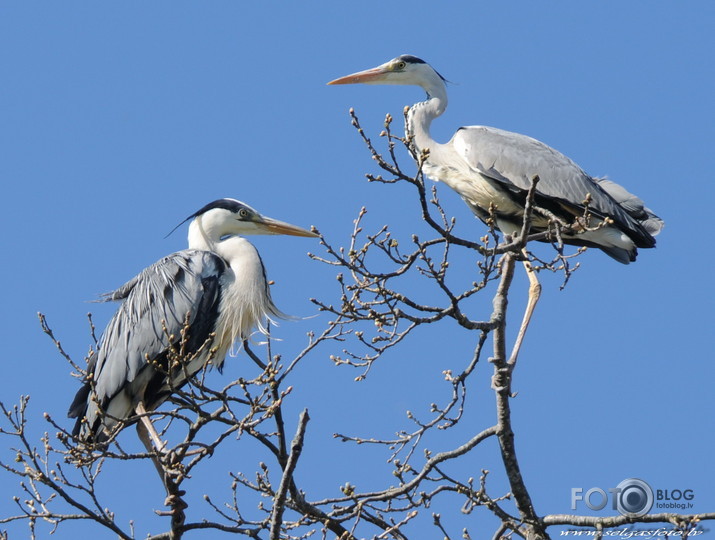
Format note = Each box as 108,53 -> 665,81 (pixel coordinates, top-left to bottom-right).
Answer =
328,55 -> 445,88
176,198 -> 317,250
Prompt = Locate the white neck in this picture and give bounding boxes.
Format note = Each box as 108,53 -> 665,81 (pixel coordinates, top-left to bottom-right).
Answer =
187,216 -> 253,270
212,235 -> 278,348
406,74 -> 448,153
188,215 -> 219,251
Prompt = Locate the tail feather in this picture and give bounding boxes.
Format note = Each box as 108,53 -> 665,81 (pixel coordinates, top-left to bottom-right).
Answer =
641,208 -> 664,237
599,245 -> 636,264
594,177 -> 664,246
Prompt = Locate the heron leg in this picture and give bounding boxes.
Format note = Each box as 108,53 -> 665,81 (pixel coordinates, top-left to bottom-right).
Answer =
135,403 -> 184,503
135,401 -> 166,452
510,252 -> 541,365
134,402 -> 171,490
136,418 -> 169,487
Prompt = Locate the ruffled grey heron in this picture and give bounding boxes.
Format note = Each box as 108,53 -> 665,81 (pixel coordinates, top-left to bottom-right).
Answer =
68,198 -> 317,449
329,55 -> 663,355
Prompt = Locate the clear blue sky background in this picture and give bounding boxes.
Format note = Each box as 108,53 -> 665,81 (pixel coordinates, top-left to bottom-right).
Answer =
1,2 -> 713,538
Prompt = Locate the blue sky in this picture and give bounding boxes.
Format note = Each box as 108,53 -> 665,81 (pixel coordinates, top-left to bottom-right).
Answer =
1,2 -> 713,538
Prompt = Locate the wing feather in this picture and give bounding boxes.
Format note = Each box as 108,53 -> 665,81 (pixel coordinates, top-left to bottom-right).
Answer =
68,249 -> 226,440
451,126 -> 659,246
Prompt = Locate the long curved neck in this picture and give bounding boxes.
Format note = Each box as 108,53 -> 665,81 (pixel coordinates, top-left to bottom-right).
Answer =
406,78 -> 448,153
188,215 -> 219,251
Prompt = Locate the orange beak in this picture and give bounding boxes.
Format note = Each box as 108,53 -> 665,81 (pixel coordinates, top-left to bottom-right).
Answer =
327,66 -> 390,86
260,216 -> 318,238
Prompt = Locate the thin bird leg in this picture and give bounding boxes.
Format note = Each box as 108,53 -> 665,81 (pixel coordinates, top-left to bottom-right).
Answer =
135,404 -> 183,500
509,251 -> 542,365
136,418 -> 169,486
135,401 -> 166,452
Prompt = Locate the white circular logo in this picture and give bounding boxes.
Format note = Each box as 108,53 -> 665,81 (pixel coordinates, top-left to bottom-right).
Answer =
615,478 -> 654,517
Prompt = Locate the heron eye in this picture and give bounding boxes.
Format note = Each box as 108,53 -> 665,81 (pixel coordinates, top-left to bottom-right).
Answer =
396,61 -> 406,70
238,208 -> 250,219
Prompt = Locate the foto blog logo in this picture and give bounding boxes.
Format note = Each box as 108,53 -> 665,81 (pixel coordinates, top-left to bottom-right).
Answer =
571,478 -> 654,517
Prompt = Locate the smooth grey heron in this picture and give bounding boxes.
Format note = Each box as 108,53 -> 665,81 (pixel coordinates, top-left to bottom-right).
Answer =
68,198 -> 317,447
329,55 -> 663,359
328,55 -> 664,262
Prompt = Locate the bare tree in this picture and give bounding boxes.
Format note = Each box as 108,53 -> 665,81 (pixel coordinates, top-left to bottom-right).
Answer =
0,110 -> 712,539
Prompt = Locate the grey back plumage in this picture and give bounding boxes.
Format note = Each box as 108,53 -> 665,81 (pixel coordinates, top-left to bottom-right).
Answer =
68,249 -> 226,440
452,126 -> 663,248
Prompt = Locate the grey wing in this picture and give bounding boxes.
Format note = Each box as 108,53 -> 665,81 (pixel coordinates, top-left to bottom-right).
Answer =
594,177 -> 664,237
451,126 -> 659,246
68,249 -> 226,437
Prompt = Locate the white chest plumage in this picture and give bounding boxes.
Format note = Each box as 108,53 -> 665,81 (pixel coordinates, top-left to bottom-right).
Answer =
214,237 -> 276,358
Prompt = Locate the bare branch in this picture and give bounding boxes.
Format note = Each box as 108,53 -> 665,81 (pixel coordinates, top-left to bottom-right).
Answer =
269,409 -> 309,540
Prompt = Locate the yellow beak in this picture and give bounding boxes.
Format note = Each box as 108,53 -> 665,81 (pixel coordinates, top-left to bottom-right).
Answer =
260,216 -> 318,238
327,66 -> 390,86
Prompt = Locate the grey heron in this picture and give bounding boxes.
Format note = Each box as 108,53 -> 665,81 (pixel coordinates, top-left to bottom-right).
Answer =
329,55 -> 663,359
68,198 -> 317,447
328,55 -> 664,261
